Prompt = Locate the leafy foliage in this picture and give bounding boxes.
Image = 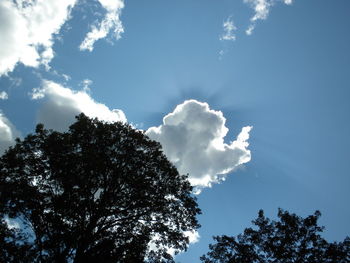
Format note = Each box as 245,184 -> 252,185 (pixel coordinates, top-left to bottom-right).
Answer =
201,209 -> 350,263
0,114 -> 200,262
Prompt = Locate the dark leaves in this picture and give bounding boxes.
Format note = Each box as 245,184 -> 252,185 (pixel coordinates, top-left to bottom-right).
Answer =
201,209 -> 349,263
0,113 -> 200,262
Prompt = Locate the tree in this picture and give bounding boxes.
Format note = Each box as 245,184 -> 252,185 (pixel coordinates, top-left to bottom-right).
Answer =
0,114 -> 201,263
201,209 -> 349,263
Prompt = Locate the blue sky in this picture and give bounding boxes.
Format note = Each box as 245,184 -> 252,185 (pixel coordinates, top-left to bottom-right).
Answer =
0,0 -> 350,261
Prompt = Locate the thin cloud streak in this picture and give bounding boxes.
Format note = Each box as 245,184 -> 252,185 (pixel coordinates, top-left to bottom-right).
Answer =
79,0 -> 124,51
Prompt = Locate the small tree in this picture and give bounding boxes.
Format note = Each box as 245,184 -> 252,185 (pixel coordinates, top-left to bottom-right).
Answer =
201,209 -> 349,263
0,114 -> 201,263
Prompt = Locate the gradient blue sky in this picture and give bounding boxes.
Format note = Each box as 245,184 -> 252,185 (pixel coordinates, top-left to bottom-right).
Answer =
0,0 -> 349,262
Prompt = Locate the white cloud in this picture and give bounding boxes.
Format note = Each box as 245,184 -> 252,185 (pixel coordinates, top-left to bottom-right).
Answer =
4,216 -> 20,229
0,91 -> 8,100
7,76 -> 22,89
244,0 -> 292,35
31,80 -> 126,131
79,0 -> 124,51
166,230 -> 200,257
146,100 -> 252,190
62,74 -> 71,82
220,16 -> 237,41
244,0 -> 271,35
186,230 -> 200,244
0,111 -> 19,155
0,0 -> 77,76
148,229 -> 199,259
79,78 -> 93,92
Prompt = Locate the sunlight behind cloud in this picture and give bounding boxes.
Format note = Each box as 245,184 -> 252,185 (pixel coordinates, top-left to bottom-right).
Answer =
30,84 -> 252,193
146,100 -> 252,191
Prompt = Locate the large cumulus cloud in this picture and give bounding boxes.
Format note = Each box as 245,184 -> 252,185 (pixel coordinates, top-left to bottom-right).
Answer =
31,86 -> 252,191
146,100 -> 252,190
31,80 -> 126,131
0,0 -> 77,76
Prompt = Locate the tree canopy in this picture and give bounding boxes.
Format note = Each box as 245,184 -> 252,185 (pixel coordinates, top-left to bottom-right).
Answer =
0,114 -> 200,263
201,209 -> 349,263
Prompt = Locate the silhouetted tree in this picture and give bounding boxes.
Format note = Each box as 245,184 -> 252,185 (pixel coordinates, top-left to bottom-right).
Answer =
0,114 -> 200,263
0,218 -> 35,262
201,209 -> 349,263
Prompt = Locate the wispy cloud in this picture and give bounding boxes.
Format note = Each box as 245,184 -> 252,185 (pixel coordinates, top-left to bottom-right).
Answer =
244,0 -> 293,35
31,80 -> 126,131
220,16 -> 237,41
79,78 -> 93,92
0,0 -> 77,76
146,100 -> 252,192
0,91 -> 8,100
219,16 -> 237,59
79,0 -> 124,51
244,0 -> 271,35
